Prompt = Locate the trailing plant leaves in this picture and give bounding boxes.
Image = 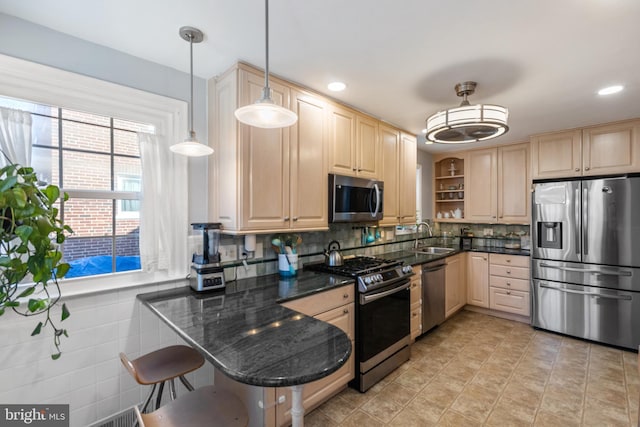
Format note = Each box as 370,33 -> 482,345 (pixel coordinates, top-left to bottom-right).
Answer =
0,175 -> 17,192
11,187 -> 27,207
4,301 -> 19,307
31,321 -> 42,336
51,353 -> 61,360
61,303 -> 70,321
15,225 -> 33,242
17,286 -> 35,298
28,298 -> 43,312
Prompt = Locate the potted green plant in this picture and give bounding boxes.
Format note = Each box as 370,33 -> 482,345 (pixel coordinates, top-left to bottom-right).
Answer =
0,162 -> 73,359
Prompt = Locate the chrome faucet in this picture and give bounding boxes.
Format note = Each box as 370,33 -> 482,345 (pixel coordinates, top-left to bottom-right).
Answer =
414,221 -> 433,248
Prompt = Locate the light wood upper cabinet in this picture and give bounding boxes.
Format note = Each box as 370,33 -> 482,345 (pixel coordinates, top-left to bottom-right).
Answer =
289,89 -> 328,230
466,148 -> 498,221
379,126 -> 416,225
467,252 -> 489,308
530,129 -> 582,179
240,70 -> 291,230
209,64 -> 328,233
327,104 -> 357,177
399,133 -> 417,224
464,143 -> 530,224
531,119 -> 640,179
497,143 -> 530,223
582,120 -> 640,176
328,105 -> 380,179
379,125 -> 400,225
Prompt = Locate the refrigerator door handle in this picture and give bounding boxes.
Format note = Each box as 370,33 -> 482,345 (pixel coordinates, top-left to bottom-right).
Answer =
539,283 -> 632,300
539,263 -> 633,276
583,187 -> 589,256
574,187 -> 581,256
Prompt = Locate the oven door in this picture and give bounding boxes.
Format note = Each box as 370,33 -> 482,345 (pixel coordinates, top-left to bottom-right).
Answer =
357,280 -> 410,371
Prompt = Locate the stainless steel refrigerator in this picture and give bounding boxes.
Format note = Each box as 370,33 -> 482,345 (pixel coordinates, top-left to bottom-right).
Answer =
531,176 -> 640,350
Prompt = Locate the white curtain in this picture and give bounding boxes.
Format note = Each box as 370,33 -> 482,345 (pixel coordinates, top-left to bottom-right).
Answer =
138,133 -> 189,276
0,107 -> 32,167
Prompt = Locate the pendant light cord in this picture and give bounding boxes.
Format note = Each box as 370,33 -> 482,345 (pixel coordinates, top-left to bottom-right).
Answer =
189,33 -> 195,136
262,0 -> 271,101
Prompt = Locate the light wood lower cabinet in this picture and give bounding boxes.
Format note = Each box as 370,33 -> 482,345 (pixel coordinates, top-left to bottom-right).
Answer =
410,265 -> 422,341
277,284 -> 355,427
467,252 -> 489,308
445,254 -> 466,319
489,253 -> 530,317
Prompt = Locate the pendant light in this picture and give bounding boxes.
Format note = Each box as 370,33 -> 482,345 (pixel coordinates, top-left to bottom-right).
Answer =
425,81 -> 509,144
234,0 -> 298,128
170,26 -> 214,157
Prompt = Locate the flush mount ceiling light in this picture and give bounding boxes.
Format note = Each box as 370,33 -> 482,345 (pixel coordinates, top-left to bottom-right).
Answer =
234,0 -> 298,129
170,26 -> 214,157
598,85 -> 624,96
425,81 -> 509,144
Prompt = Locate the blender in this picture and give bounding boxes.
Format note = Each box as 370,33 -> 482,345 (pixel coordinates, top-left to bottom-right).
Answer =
190,222 -> 225,292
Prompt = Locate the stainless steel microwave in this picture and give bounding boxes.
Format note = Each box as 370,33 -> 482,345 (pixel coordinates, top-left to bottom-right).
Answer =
329,174 -> 384,223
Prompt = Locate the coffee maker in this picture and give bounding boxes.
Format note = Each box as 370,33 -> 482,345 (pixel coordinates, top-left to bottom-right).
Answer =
190,222 -> 225,292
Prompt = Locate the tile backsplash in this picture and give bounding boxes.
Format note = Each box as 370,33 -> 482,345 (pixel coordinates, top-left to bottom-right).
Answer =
217,221 -> 530,281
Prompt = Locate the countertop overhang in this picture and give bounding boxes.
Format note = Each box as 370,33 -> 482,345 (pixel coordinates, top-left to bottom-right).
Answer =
137,272 -> 353,388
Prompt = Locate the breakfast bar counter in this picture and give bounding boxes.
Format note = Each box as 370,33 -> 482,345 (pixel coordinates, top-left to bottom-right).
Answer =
137,272 -> 354,426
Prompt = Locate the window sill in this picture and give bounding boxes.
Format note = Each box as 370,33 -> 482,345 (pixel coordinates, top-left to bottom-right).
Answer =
58,269 -> 188,299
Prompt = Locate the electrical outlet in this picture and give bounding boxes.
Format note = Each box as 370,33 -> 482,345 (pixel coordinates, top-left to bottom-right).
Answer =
219,244 -> 238,261
255,242 -> 263,258
483,228 -> 494,237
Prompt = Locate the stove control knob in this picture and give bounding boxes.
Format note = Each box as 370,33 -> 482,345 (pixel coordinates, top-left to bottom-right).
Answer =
364,276 -> 373,285
376,274 -> 383,282
403,266 -> 412,274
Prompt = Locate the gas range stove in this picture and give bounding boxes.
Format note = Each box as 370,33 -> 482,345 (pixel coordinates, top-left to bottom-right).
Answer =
305,255 -> 414,293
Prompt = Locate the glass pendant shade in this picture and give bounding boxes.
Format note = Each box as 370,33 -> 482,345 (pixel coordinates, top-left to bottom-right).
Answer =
170,26 -> 214,157
170,132 -> 214,156
234,99 -> 298,129
234,0 -> 298,129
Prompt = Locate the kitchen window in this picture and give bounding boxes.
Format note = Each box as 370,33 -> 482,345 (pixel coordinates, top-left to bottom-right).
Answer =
0,96 -> 151,278
0,54 -> 190,295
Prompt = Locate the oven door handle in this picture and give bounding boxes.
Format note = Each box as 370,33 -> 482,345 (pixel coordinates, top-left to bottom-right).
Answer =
360,281 -> 410,305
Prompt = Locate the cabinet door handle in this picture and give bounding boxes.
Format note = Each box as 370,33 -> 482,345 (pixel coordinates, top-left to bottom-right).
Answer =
506,282 -> 511,286
507,290 -> 511,295
352,167 -> 357,171
492,215 -> 496,218
506,259 -> 511,263
343,293 -> 349,299
506,270 -> 511,274
343,308 -> 349,314
585,166 -> 590,171
293,217 -> 298,221
284,216 -> 290,221
412,312 -> 418,317
575,168 -> 580,172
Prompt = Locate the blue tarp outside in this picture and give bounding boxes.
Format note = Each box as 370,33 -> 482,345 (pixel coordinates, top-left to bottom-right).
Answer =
65,255 -> 141,278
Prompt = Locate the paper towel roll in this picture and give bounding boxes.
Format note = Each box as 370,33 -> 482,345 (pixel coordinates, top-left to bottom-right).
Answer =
244,234 -> 256,252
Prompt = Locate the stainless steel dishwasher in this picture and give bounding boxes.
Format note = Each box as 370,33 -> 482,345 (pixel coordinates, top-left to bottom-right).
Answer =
422,260 -> 446,333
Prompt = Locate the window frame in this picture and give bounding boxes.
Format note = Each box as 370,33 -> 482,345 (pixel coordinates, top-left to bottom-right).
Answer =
0,54 -> 190,296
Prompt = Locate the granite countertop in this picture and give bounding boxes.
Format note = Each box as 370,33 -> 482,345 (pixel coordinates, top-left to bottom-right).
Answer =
137,271 -> 354,388
380,246 -> 530,266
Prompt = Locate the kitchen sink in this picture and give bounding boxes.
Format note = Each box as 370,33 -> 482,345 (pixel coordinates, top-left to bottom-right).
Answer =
411,247 -> 455,255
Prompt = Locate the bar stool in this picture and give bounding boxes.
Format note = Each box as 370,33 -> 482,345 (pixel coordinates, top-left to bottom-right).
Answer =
120,345 -> 205,413
134,385 -> 248,427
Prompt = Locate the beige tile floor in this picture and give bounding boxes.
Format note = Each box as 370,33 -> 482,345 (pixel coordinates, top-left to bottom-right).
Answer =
304,310 -> 640,426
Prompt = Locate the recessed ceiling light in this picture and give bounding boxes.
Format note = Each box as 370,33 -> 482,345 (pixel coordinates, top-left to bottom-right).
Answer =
598,85 -> 623,96
328,82 -> 346,92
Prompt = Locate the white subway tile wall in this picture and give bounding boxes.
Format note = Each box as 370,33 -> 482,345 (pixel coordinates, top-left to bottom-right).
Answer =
0,280 -> 215,427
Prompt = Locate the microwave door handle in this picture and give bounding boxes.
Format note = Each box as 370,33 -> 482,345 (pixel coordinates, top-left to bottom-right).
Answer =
371,183 -> 380,217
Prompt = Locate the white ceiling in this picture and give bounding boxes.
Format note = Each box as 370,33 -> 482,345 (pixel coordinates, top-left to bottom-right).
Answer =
1,0 -> 639,153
